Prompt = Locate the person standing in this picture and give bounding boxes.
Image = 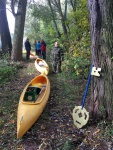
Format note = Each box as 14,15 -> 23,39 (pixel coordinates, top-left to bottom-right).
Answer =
50,41 -> 64,73
24,38 -> 31,60
41,40 -> 46,59
36,41 -> 41,56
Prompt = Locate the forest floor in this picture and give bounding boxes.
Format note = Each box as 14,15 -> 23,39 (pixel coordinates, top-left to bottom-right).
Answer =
0,55 -> 113,150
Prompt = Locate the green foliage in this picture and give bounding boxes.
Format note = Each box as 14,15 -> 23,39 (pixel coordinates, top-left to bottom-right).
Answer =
30,3 -> 52,24
62,140 -> 75,150
60,0 -> 91,79
24,2 -> 56,45
0,65 -> 17,84
62,52 -> 90,80
0,58 -> 23,85
23,65 -> 36,75
98,106 -> 107,118
98,121 -> 113,141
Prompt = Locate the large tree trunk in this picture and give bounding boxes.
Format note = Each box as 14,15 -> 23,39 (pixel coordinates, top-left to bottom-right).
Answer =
88,0 -> 113,119
11,0 -> 27,61
0,0 -> 12,55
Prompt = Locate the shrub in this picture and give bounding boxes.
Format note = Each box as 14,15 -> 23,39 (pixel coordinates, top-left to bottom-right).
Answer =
0,59 -> 23,85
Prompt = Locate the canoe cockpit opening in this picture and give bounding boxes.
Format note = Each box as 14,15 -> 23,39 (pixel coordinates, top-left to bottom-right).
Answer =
24,84 -> 46,102
38,61 -> 45,66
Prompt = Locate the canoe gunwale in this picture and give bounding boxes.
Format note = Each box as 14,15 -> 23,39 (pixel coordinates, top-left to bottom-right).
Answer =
35,58 -> 49,75
20,75 -> 49,105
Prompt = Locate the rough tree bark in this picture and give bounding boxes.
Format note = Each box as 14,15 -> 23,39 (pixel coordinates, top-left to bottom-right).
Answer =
88,0 -> 113,119
11,0 -> 27,61
0,0 -> 12,55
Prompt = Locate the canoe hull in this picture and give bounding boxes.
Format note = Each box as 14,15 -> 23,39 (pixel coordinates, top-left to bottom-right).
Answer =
17,75 -> 50,139
35,58 -> 49,75
30,55 -> 38,60
23,50 -> 38,59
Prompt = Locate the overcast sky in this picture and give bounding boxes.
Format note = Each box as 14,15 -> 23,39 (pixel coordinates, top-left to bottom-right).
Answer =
6,8 -> 15,34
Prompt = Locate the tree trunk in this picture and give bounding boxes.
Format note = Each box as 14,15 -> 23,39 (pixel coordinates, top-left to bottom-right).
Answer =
47,0 -> 61,38
51,0 -> 68,37
69,0 -> 76,12
0,0 -> 12,55
57,0 -> 68,37
88,0 -> 113,119
11,0 -> 27,61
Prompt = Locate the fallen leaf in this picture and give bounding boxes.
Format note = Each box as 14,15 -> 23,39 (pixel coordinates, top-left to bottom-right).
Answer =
10,120 -> 15,124
83,138 -> 88,144
93,129 -> 100,136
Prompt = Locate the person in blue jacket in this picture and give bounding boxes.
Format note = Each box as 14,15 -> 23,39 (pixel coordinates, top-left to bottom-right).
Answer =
36,41 -> 41,56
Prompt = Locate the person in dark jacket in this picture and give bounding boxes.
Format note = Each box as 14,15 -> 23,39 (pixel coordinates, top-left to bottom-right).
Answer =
50,41 -> 64,73
41,40 -> 46,59
25,38 -> 31,60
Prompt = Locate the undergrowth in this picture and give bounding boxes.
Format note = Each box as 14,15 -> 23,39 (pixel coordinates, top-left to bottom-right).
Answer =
0,56 -> 23,85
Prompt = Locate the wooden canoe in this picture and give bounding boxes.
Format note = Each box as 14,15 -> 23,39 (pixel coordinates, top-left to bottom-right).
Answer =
35,58 -> 49,75
17,74 -> 50,139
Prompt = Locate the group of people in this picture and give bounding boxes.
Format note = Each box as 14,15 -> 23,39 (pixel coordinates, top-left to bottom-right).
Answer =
24,38 -> 64,74
24,38 -> 46,60
34,40 -> 46,59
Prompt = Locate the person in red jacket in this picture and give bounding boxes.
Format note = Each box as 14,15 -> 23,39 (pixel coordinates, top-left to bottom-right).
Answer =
41,40 -> 46,60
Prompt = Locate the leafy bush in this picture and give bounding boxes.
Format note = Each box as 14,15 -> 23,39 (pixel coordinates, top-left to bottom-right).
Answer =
0,66 -> 17,84
62,52 -> 90,80
0,59 -> 23,85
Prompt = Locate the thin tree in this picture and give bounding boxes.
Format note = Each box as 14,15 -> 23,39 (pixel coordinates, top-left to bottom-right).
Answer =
11,0 -> 27,61
47,0 -> 61,38
55,0 -> 68,36
49,0 -> 68,37
88,0 -> 113,119
0,0 -> 12,55
69,0 -> 76,12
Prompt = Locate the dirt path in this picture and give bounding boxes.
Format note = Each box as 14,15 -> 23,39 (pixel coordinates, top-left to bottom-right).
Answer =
0,60 -> 112,150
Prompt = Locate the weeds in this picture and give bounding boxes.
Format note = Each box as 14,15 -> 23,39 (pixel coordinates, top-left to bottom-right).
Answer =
0,57 -> 24,85
97,120 -> 113,141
